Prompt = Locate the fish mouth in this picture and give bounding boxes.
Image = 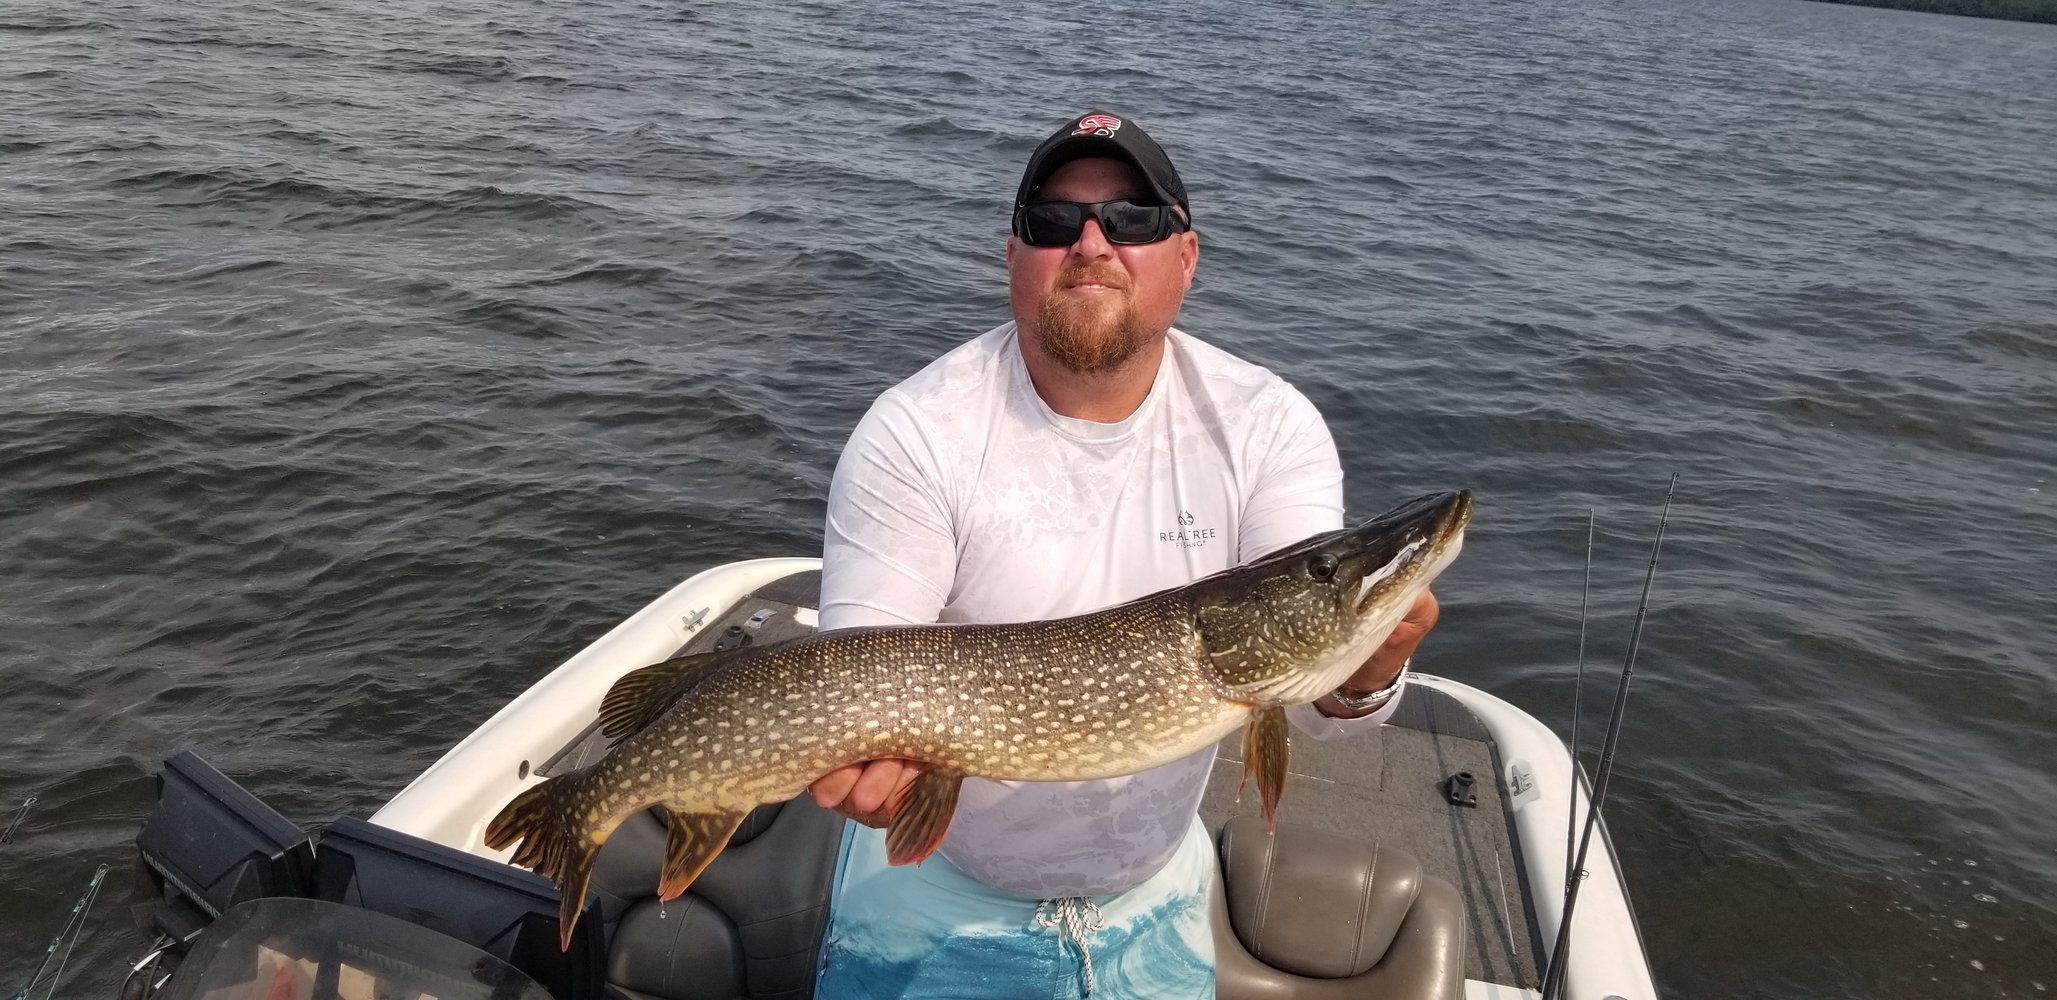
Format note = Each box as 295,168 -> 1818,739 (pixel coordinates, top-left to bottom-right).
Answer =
1190,490 -> 1473,707
1333,490 -> 1474,614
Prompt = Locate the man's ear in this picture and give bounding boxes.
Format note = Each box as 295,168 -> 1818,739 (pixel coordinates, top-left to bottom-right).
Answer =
1180,230 -> 1200,290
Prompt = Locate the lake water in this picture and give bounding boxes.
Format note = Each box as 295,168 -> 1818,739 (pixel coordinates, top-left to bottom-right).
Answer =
3,0 -> 2053,995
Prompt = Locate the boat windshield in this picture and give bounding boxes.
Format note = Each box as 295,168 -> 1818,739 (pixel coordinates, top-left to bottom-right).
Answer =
159,896 -> 550,1000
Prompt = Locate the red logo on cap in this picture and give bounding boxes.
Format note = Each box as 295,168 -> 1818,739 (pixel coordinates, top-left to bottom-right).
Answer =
1072,115 -> 1123,138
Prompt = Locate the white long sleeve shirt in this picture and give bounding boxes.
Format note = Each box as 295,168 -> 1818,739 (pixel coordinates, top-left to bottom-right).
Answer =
819,322 -> 1396,897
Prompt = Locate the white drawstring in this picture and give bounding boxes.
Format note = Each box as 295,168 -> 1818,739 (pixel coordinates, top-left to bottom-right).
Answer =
1034,896 -> 1106,996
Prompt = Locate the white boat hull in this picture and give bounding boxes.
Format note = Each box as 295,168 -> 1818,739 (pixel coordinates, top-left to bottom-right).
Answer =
372,557 -> 1658,1000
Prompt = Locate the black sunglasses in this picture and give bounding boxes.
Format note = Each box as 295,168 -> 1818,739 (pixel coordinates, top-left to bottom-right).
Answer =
1012,199 -> 1191,248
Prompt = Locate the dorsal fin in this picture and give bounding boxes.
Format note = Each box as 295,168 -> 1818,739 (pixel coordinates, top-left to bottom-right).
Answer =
597,650 -> 734,741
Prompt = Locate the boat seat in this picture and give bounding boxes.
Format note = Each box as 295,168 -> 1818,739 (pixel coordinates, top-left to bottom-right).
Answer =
1213,815 -> 1467,1000
581,803 -> 1463,1000
588,797 -> 844,1000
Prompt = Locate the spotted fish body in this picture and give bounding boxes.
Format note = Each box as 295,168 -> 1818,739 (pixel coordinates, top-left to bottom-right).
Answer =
488,491 -> 1473,948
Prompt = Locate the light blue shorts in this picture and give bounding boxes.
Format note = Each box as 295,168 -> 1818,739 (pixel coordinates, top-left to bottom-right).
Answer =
814,815 -> 1217,1000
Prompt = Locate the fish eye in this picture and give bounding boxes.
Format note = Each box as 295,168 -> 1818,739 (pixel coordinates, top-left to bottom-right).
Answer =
1308,554 -> 1338,581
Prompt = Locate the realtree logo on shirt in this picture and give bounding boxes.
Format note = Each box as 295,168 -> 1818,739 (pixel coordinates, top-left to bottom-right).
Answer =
1159,509 -> 1218,548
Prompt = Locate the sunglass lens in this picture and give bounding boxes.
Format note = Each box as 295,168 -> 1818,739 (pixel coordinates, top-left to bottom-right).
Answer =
1100,201 -> 1165,244
1021,203 -> 1084,246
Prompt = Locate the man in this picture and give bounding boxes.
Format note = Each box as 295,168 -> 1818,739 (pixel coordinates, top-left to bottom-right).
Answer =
809,112 -> 1439,999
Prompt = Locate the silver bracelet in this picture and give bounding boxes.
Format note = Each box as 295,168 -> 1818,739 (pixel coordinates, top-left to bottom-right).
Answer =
1327,658 -> 1410,713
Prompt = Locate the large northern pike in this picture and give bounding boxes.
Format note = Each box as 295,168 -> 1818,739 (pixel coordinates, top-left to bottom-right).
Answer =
489,490 -> 1473,947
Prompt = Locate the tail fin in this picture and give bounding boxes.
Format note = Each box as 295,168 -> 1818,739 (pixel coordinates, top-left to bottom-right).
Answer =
486,774 -> 603,950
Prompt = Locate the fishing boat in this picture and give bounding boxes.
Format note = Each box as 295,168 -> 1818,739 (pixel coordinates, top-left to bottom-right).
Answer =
125,557 -> 1659,1000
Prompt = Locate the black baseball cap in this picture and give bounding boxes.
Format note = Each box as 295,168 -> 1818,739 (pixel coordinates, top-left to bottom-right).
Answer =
1014,112 -> 1190,220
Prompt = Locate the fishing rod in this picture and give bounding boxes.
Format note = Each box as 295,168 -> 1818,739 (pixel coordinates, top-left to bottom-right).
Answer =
1563,510 -> 1595,898
1540,475 -> 1676,1000
12,863 -> 108,1000
0,796 -> 33,845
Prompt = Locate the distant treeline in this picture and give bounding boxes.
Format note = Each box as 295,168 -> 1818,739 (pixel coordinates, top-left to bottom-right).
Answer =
1814,0 -> 2057,23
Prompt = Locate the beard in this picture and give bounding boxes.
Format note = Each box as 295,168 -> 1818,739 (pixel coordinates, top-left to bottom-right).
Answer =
1030,263 -> 1156,376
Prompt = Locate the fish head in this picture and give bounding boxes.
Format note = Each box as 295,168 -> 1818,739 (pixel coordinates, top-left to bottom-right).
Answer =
1191,490 -> 1473,706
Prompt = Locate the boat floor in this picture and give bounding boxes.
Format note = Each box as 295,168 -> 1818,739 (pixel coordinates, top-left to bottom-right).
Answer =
547,568 -> 1544,991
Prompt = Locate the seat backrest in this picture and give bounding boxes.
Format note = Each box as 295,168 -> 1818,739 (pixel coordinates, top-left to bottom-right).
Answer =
1212,815 -> 1466,1000
591,798 -> 844,1000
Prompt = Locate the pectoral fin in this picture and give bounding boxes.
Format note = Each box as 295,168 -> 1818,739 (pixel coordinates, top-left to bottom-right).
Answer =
883,768 -> 965,866
657,808 -> 748,900
1240,707 -> 1291,833
599,651 -> 733,741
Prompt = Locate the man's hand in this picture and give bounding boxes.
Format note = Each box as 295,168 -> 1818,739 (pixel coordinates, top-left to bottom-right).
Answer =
1315,589 -> 1439,718
808,758 -> 923,827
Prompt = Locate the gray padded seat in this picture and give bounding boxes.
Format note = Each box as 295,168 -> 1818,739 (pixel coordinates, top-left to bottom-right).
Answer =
590,797 -> 844,1000
583,803 -> 1463,1000
1213,815 -> 1466,1000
